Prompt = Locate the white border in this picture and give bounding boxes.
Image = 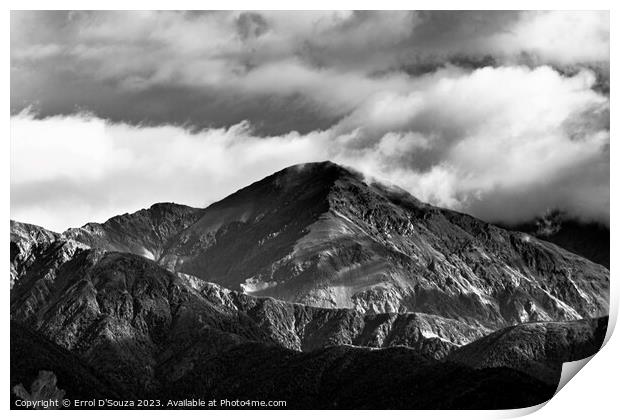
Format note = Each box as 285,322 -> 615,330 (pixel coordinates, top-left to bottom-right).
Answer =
3,2 -> 617,419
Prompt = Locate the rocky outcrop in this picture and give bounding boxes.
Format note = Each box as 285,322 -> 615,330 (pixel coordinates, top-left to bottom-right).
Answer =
202,281 -> 488,354
63,202 -> 202,261
10,221 -> 60,288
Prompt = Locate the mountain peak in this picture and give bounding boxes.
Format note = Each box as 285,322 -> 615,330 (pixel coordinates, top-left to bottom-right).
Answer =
279,160 -> 359,178
275,161 -> 425,209
13,162 -> 608,330
148,201 -> 199,212
252,160 -> 362,193
193,161 -> 364,225
156,163 -> 607,327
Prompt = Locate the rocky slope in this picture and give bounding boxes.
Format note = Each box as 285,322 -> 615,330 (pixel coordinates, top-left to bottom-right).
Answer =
10,220 -> 60,288
12,320 -> 560,410
10,243 -> 605,409
63,202 -> 203,261
506,211 -> 610,269
11,321 -> 123,404
162,341 -> 558,409
448,317 -> 608,385
10,245 -> 490,394
49,161 -> 608,329
9,161 -> 610,409
11,226 -> 602,408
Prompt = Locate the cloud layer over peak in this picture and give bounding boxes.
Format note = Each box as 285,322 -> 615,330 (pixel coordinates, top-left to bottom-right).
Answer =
10,11 -> 609,231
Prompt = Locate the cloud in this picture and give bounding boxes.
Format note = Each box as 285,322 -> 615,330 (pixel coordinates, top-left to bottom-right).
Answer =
10,112 -> 330,231
331,66 -> 610,224
488,11 -> 610,64
10,11 -> 609,229
11,11 -> 609,134
11,64 -> 609,231
402,11 -> 609,66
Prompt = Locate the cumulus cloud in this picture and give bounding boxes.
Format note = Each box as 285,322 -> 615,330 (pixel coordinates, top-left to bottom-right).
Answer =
332,66 -> 609,224
10,11 -> 609,230
11,62 -> 609,231
10,111 -> 331,231
488,11 -> 610,64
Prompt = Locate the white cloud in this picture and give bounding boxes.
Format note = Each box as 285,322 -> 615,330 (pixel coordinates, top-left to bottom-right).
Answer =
10,112 -> 330,231
331,66 -> 609,224
10,64 -> 609,231
10,11 -> 609,230
489,11 -> 610,64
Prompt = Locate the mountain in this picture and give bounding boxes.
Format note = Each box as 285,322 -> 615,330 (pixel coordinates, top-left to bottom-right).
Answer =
161,340 -> 558,409
9,161 -> 610,409
13,321 -> 559,410
63,202 -> 203,261
54,161 -> 609,330
10,244 -> 488,391
505,211 -> 610,269
448,317 -> 608,385
11,321 -> 123,405
10,220 -> 60,288
10,242 -> 605,409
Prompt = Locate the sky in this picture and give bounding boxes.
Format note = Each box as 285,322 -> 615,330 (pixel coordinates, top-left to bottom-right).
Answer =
10,11 -> 610,232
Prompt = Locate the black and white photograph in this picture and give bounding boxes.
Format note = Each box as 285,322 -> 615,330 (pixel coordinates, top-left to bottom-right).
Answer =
8,7 -> 612,412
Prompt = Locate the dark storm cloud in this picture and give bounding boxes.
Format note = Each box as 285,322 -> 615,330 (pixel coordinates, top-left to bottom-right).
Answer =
10,11 -> 609,230
11,11 -> 609,132
236,12 -> 269,40
11,11 -> 417,133
11,69 -> 337,136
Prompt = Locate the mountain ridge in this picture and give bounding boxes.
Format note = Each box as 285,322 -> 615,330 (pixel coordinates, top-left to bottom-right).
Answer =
10,241 -> 607,408
504,212 -> 609,268
11,161 -> 609,331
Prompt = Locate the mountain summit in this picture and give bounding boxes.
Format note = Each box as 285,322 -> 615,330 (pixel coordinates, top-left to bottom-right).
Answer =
37,161 -> 608,330
10,161 -> 610,409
